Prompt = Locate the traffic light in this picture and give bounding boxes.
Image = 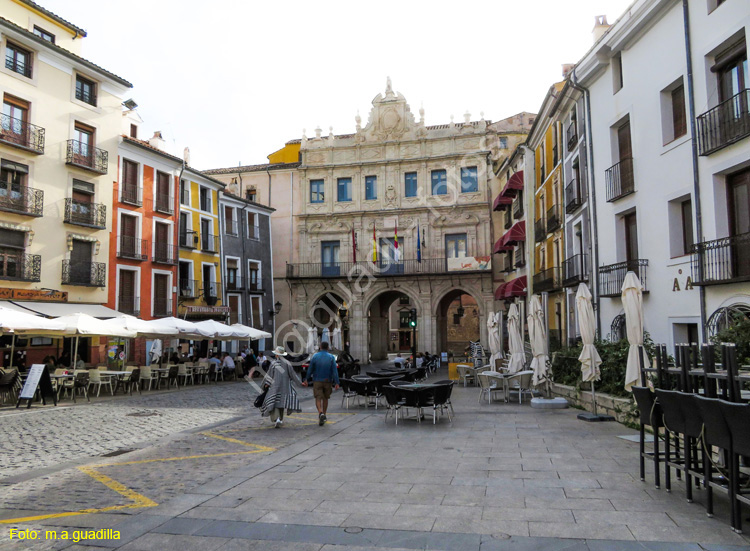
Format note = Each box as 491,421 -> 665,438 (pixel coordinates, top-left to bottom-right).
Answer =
408,308 -> 417,327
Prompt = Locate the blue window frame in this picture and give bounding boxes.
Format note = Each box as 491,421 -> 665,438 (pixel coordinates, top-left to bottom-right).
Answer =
337,177 -> 352,202
404,172 -> 417,197
365,175 -> 377,200
431,169 -> 447,195
310,179 -> 324,203
321,241 -> 340,277
461,166 -> 478,193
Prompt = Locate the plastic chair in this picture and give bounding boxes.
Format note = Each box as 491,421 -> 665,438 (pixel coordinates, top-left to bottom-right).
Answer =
88,368 -> 113,397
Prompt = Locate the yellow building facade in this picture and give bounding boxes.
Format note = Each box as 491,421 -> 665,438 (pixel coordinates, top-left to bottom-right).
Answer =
529,82 -> 566,349
177,168 -> 226,321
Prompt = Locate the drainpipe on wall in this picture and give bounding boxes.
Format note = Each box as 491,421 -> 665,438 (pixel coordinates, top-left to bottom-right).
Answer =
176,161 -> 185,320
570,69 -> 602,339
682,0 -> 707,343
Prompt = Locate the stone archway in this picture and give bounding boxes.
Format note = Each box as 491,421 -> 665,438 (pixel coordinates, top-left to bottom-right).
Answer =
434,289 -> 484,358
306,290 -> 349,351
365,289 -> 417,361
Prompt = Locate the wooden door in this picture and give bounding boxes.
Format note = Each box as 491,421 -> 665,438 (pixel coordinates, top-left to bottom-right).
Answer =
728,169 -> 750,278
119,270 -> 136,314
70,240 -> 92,284
121,214 -> 137,256
155,222 -> 169,262
156,172 -> 170,211
153,273 -> 169,316
624,212 -> 639,263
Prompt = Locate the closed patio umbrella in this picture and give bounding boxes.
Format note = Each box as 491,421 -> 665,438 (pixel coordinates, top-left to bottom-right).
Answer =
622,272 -> 650,392
332,323 -> 342,349
507,303 -> 525,374
528,295 -> 548,386
487,312 -> 503,369
576,283 -> 611,421
321,327 -> 330,345
306,325 -> 316,354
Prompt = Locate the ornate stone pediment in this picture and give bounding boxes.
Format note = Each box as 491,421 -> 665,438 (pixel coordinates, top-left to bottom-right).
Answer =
359,78 -> 422,143
432,211 -> 481,228
308,220 -> 352,234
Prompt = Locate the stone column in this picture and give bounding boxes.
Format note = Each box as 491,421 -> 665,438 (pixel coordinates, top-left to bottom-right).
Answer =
348,299 -> 367,364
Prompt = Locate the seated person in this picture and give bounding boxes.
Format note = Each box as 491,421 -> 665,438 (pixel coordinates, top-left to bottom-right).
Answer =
221,352 -> 235,374
393,353 -> 404,368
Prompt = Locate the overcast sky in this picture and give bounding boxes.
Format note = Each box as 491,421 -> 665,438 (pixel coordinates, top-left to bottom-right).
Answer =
42,0 -> 633,169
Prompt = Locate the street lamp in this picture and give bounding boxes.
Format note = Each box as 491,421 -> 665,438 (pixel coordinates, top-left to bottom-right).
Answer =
338,307 -> 348,319
268,301 -> 282,318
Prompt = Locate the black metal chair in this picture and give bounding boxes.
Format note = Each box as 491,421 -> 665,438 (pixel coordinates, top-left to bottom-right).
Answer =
655,389 -> 688,498
719,400 -> 750,533
632,386 -> 663,489
675,391 -> 708,504
399,387 -> 423,423
694,395 -> 733,521
0,369 -> 20,404
339,378 -> 358,409
382,385 -> 406,424
431,384 -> 454,424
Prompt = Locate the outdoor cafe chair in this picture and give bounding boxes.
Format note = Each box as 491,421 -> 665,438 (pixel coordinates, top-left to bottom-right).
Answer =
382,385 -> 406,425
62,371 -> 90,403
477,373 -> 503,404
339,378 -> 359,409
140,366 -> 159,391
506,371 -> 534,404
0,369 -> 19,404
694,395 -> 733,523
88,368 -> 113,397
719,400 -> 750,533
163,365 -> 179,390
177,364 -> 193,386
656,389 -> 691,499
457,364 -> 475,387
116,368 -> 141,396
632,386 -> 663,489
400,387 -> 423,423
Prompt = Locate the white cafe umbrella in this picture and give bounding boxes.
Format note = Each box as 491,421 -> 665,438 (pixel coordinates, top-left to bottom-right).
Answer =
53,313 -> 137,370
321,327 -> 330,345
106,314 -> 176,338
487,312 -> 503,369
576,283 -> 602,384
507,303 -> 526,374
528,295 -> 548,386
622,272 -> 650,392
193,320 -> 244,340
142,317 -> 213,339
0,306 -> 67,369
230,324 -> 272,341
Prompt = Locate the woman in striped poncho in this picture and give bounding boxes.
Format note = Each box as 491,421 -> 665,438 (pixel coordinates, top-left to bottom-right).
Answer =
261,346 -> 302,428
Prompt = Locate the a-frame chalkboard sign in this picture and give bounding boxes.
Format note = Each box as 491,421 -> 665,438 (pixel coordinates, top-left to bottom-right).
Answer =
16,364 -> 57,408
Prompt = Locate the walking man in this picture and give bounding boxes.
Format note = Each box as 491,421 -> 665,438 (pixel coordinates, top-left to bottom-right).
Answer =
303,341 -> 339,425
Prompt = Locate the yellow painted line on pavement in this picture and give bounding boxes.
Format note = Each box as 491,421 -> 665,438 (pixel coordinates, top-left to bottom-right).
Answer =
200,431 -> 275,452
77,466 -> 158,508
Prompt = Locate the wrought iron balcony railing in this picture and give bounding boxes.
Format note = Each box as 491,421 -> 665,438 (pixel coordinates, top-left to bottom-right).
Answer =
202,281 -> 221,306
0,185 -> 43,216
534,218 -> 546,242
0,252 -> 40,282
66,140 -> 108,174
118,235 -> 148,261
153,297 -> 172,318
546,204 -> 561,233
154,193 -> 173,214
64,198 -> 105,228
566,123 -> 578,151
117,295 -> 139,317
248,280 -> 263,292
152,243 -> 178,265
0,114 -> 45,154
691,231 -> 750,286
75,87 -> 96,106
565,179 -> 582,214
178,279 -> 199,298
605,157 -> 634,202
225,274 -> 245,291
533,267 -> 561,293
286,255 -> 492,279
599,259 -> 649,297
512,197 -> 523,219
179,230 -> 197,249
697,89 -> 750,156
562,253 -> 589,287
201,233 -> 219,253
121,184 -> 142,206
61,260 -> 106,287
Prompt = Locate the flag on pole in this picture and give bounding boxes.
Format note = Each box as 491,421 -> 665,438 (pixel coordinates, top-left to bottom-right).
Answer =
417,222 -> 422,263
352,227 -> 357,262
372,226 -> 377,262
394,222 -> 400,262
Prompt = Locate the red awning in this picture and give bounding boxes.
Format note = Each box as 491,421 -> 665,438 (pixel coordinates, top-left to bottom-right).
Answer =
500,170 -> 524,197
493,238 -> 513,254
499,220 -> 526,247
504,276 -> 528,298
493,194 -> 512,211
494,282 -> 507,300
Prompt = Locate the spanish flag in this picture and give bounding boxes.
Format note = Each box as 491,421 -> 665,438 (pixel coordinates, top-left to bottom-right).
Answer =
394,222 -> 400,262
372,226 -> 377,262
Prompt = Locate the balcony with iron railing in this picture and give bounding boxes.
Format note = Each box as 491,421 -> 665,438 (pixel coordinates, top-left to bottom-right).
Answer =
598,259 -> 649,297
0,252 -> 40,282
566,122 -> 578,151
153,192 -> 173,214
64,198 -> 105,228
533,267 -> 561,293
0,185 -> 43,217
202,281 -> 221,305
117,235 -> 148,261
121,184 -> 142,206
152,243 -> 178,265
691,231 -> 750,286
697,89 -> 750,156
117,294 -> 140,317
605,157 -> 634,202
565,179 -> 582,214
178,279 -> 199,298
66,140 -> 108,174
179,230 -> 197,249
225,273 -> 245,291
286,255 -> 492,279
248,279 -> 263,292
201,233 -> 220,253
501,253 -> 513,273
153,297 -> 172,318
512,197 -> 523,219
534,218 -> 546,242
546,204 -> 561,233
5,52 -> 32,78
0,114 -> 45,154
61,260 -> 106,287
562,253 -> 589,287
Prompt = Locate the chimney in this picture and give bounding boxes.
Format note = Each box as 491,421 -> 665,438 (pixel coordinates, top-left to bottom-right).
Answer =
592,15 -> 610,43
148,131 -> 165,150
562,63 -> 576,79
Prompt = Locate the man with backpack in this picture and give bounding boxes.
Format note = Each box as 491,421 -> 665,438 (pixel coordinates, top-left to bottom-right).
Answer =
302,341 -> 340,425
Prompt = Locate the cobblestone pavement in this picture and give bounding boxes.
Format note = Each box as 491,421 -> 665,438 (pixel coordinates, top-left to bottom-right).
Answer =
0,369 -> 749,551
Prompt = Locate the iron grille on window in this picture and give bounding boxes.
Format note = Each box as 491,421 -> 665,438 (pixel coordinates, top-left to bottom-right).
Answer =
201,233 -> 219,253
61,260 -> 106,287
153,297 -> 172,318
66,140 -> 108,174
562,253 -> 589,287
117,294 -> 139,316
5,45 -> 32,77
546,205 -> 560,233
691,231 -> 750,285
121,184 -> 142,206
64,198 -> 105,228
179,230 -> 197,249
118,236 -> 148,261
154,192 -> 172,214
0,114 -> 45,154
566,123 -> 578,151
153,243 -> 178,265
0,252 -> 40,282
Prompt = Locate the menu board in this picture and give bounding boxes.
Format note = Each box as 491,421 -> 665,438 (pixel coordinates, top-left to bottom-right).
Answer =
17,364 -> 57,408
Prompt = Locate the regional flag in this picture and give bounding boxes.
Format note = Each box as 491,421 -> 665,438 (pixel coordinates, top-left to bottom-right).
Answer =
372,226 -> 377,262
394,222 -> 400,262
417,222 -> 422,263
